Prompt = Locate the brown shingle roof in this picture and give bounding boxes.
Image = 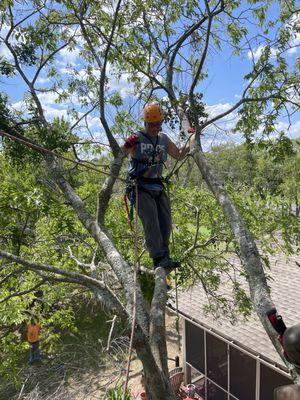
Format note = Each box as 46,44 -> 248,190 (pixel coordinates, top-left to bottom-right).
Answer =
171,253 -> 300,368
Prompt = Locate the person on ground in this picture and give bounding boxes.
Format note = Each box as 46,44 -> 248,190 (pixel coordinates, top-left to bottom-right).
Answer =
27,317 -> 41,364
124,102 -> 194,273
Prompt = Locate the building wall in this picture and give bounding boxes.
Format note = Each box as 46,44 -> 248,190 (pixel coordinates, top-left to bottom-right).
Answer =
183,319 -> 293,400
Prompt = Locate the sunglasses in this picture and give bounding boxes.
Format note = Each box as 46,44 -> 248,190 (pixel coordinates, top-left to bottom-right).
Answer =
146,122 -> 162,128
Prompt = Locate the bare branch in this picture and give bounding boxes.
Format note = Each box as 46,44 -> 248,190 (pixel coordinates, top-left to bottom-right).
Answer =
189,14 -> 212,98
200,93 -> 296,131
106,315 -> 117,351
99,0 -> 123,157
32,39 -> 74,86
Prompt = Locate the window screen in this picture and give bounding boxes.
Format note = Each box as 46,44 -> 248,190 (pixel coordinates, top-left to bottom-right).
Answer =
185,320 -> 205,373
260,364 -> 293,399
206,332 -> 228,390
229,346 -> 256,400
207,381 -> 228,400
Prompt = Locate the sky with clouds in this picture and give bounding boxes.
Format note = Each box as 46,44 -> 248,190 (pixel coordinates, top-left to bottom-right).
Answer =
0,4 -> 299,151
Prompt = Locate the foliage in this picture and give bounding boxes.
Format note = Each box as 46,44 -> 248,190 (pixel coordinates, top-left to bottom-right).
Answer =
107,385 -> 132,400
0,0 -> 299,393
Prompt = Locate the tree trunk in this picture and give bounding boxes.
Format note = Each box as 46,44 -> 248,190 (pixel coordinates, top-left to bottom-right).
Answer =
135,338 -> 176,400
190,136 -> 300,381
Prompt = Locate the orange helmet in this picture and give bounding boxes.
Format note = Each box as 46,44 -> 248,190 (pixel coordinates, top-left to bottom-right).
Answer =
143,103 -> 164,123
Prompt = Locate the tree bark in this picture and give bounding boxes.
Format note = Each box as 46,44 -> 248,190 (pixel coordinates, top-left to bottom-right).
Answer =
150,268 -> 169,376
187,126 -> 300,380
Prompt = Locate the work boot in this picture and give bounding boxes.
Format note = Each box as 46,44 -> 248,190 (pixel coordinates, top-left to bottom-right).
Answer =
155,257 -> 181,274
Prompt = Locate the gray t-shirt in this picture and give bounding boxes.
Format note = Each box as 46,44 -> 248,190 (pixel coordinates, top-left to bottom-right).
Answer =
128,131 -> 168,191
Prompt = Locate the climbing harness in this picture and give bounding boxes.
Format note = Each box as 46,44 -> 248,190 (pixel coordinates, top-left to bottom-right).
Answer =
124,128 -> 194,226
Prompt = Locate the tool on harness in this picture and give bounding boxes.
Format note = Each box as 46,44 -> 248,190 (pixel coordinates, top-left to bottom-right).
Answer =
125,178 -> 136,223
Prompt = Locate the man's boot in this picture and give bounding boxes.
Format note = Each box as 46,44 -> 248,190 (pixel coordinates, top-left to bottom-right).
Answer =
153,256 -> 181,274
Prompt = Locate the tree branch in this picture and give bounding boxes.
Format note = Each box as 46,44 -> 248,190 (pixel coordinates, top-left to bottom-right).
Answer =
0,249 -> 127,319
0,280 -> 45,304
149,268 -> 168,375
189,10 -> 212,99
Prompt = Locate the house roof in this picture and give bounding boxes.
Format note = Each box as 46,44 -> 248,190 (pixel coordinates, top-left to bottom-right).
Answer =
170,252 -> 300,369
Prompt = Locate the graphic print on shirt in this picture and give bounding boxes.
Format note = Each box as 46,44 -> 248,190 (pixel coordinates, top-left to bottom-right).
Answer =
127,131 -> 168,180
140,143 -> 166,166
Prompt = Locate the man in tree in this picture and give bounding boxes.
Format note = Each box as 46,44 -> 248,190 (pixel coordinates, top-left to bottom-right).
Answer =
124,103 -> 193,272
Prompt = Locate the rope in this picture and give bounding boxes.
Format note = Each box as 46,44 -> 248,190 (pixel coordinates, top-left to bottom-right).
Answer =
0,130 -> 127,182
166,182 -> 181,352
123,194 -> 134,231
123,180 -> 139,399
164,130 -> 195,182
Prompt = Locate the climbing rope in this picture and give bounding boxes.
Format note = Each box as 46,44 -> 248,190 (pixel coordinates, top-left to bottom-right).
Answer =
0,130 -> 127,182
123,180 -> 139,399
166,181 -> 181,352
164,128 -> 195,183
2,127 -> 189,385
122,129 -> 196,358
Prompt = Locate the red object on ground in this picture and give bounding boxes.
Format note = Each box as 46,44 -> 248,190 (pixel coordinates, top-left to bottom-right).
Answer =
188,127 -> 196,134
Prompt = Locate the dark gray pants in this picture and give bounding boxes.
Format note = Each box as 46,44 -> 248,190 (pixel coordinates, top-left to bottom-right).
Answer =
137,189 -> 172,259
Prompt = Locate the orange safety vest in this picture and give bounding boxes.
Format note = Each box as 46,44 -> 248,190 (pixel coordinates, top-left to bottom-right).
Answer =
27,323 -> 41,343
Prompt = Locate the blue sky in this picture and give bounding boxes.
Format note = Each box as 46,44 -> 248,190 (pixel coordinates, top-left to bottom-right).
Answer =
0,2 -> 299,150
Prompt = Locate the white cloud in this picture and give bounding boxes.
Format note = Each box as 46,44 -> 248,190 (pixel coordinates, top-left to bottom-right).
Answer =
37,91 -> 61,105
43,104 -> 71,121
87,115 -> 101,129
287,13 -> 300,55
0,43 -> 14,61
12,100 -> 27,112
57,46 -> 81,67
275,120 -> 300,139
36,76 -> 50,84
0,23 -> 10,36
206,102 -> 233,117
248,14 -> 300,60
247,45 -> 278,62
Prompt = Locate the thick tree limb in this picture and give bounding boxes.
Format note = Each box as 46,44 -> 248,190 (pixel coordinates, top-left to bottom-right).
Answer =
44,154 -> 150,334
149,268 -> 169,376
189,138 -> 286,359
134,325 -> 176,400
